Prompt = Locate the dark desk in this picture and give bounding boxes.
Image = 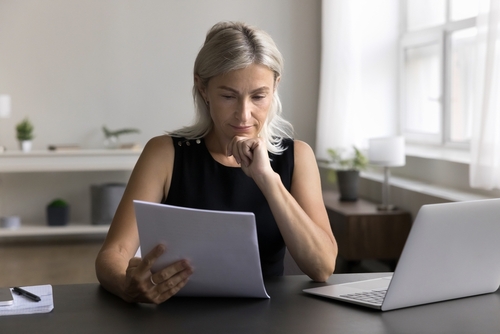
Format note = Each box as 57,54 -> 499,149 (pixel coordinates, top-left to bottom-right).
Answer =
2,274 -> 500,334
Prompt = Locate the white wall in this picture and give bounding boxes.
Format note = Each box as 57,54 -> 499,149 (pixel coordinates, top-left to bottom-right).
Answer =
5,1 -> 489,227
0,0 -> 321,150
0,0 -> 321,225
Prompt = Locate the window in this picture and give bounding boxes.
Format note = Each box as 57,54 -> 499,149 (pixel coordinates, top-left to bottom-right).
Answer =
400,0 -> 477,147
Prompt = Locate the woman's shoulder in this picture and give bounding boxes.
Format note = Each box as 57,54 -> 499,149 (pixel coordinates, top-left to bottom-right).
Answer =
278,138 -> 312,156
277,138 -> 311,149
139,135 -> 175,162
292,139 -> 311,150
147,135 -> 202,147
273,139 -> 315,164
292,139 -> 315,159
145,134 -> 174,147
118,135 -> 174,191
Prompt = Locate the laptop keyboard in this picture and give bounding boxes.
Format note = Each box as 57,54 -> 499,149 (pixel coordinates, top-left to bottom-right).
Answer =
340,289 -> 387,305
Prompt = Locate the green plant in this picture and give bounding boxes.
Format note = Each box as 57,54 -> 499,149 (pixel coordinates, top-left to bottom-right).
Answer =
102,126 -> 140,139
326,146 -> 368,183
47,198 -> 69,208
16,118 -> 34,141
327,146 -> 368,171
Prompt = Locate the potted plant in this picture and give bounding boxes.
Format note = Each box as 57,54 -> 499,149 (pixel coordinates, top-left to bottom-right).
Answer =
326,146 -> 368,201
16,117 -> 34,152
102,125 -> 140,149
46,198 -> 70,226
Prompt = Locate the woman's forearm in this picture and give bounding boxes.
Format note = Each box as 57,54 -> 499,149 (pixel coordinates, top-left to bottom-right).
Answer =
257,172 -> 337,282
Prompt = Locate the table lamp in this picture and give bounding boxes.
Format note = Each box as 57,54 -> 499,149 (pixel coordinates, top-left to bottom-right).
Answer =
0,95 -> 11,152
368,136 -> 405,211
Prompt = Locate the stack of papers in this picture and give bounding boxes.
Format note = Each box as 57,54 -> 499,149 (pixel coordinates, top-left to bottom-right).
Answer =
0,285 -> 54,316
134,200 -> 270,298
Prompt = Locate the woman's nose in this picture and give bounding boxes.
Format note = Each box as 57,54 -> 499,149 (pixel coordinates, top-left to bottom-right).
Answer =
235,99 -> 251,122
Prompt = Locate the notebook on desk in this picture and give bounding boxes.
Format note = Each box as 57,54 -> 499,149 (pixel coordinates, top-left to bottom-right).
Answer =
303,198 -> 500,311
0,285 -> 53,316
134,200 -> 269,298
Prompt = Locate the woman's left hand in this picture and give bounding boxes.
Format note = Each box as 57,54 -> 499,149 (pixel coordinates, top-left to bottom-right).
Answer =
227,136 -> 273,180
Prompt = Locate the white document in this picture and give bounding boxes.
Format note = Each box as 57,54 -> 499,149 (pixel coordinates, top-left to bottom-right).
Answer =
0,285 -> 54,316
134,200 -> 270,298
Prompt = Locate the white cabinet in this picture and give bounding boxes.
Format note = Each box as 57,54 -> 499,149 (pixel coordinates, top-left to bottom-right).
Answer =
0,149 -> 141,239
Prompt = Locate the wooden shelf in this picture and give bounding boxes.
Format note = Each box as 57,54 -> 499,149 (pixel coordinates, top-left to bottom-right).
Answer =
0,149 -> 139,240
0,224 -> 109,240
0,149 -> 141,173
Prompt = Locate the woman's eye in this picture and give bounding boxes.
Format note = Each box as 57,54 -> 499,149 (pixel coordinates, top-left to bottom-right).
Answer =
222,95 -> 234,99
253,95 -> 265,100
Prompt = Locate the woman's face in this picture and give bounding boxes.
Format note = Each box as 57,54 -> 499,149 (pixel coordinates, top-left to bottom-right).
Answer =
199,63 -> 277,142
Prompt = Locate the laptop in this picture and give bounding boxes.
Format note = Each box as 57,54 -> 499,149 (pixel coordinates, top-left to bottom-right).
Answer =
303,198 -> 500,311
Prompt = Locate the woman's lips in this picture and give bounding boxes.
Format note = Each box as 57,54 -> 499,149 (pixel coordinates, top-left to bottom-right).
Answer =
231,125 -> 253,132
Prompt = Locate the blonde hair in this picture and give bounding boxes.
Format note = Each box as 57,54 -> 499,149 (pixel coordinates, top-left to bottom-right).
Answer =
168,21 -> 294,154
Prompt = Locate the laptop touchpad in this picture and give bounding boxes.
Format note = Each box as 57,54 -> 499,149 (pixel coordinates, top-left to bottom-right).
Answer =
342,277 -> 392,290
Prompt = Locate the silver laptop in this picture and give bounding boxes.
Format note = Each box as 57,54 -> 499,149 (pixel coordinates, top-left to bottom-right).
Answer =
303,198 -> 500,311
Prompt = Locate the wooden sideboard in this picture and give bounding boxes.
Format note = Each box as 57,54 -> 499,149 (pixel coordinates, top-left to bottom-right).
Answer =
323,190 -> 412,267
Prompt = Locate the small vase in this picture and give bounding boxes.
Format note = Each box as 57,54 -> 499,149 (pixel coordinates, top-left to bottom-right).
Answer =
336,170 -> 360,201
104,136 -> 119,149
20,140 -> 32,152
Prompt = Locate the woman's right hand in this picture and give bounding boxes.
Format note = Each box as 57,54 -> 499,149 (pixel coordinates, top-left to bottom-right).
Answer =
121,244 -> 194,304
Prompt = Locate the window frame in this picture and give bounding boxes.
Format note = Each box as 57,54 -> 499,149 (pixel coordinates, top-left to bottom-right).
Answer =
399,0 -> 477,149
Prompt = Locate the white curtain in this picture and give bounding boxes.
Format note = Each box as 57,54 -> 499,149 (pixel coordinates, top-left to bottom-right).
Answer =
315,0 -> 399,161
470,0 -> 500,190
315,0 -> 361,160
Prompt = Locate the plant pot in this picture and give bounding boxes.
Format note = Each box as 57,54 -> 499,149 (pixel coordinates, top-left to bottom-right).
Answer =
91,183 -> 126,225
336,170 -> 360,202
47,206 -> 69,226
20,140 -> 32,152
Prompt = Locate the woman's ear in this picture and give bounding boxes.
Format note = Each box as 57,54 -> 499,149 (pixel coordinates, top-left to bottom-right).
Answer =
194,75 -> 208,103
274,76 -> 281,92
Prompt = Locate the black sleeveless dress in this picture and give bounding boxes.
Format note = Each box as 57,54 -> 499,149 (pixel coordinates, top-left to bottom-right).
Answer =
163,137 -> 294,277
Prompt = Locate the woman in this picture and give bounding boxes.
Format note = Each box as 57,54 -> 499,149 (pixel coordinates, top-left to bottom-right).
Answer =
95,21 -> 337,304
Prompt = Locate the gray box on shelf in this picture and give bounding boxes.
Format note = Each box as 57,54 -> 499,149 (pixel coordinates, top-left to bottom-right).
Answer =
91,183 -> 126,225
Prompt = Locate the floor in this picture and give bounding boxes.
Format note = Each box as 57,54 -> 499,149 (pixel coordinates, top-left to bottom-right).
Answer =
0,239 -> 102,287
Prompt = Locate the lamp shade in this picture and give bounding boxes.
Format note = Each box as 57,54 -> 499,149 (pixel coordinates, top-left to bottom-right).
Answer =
368,136 -> 405,167
0,95 -> 11,118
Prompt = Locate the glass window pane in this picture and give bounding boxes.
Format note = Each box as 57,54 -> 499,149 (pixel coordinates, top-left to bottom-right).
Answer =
450,0 -> 478,21
407,0 -> 446,31
449,28 -> 477,143
404,44 -> 442,135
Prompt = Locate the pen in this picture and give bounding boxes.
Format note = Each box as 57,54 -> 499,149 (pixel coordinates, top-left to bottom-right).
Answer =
12,287 -> 41,302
